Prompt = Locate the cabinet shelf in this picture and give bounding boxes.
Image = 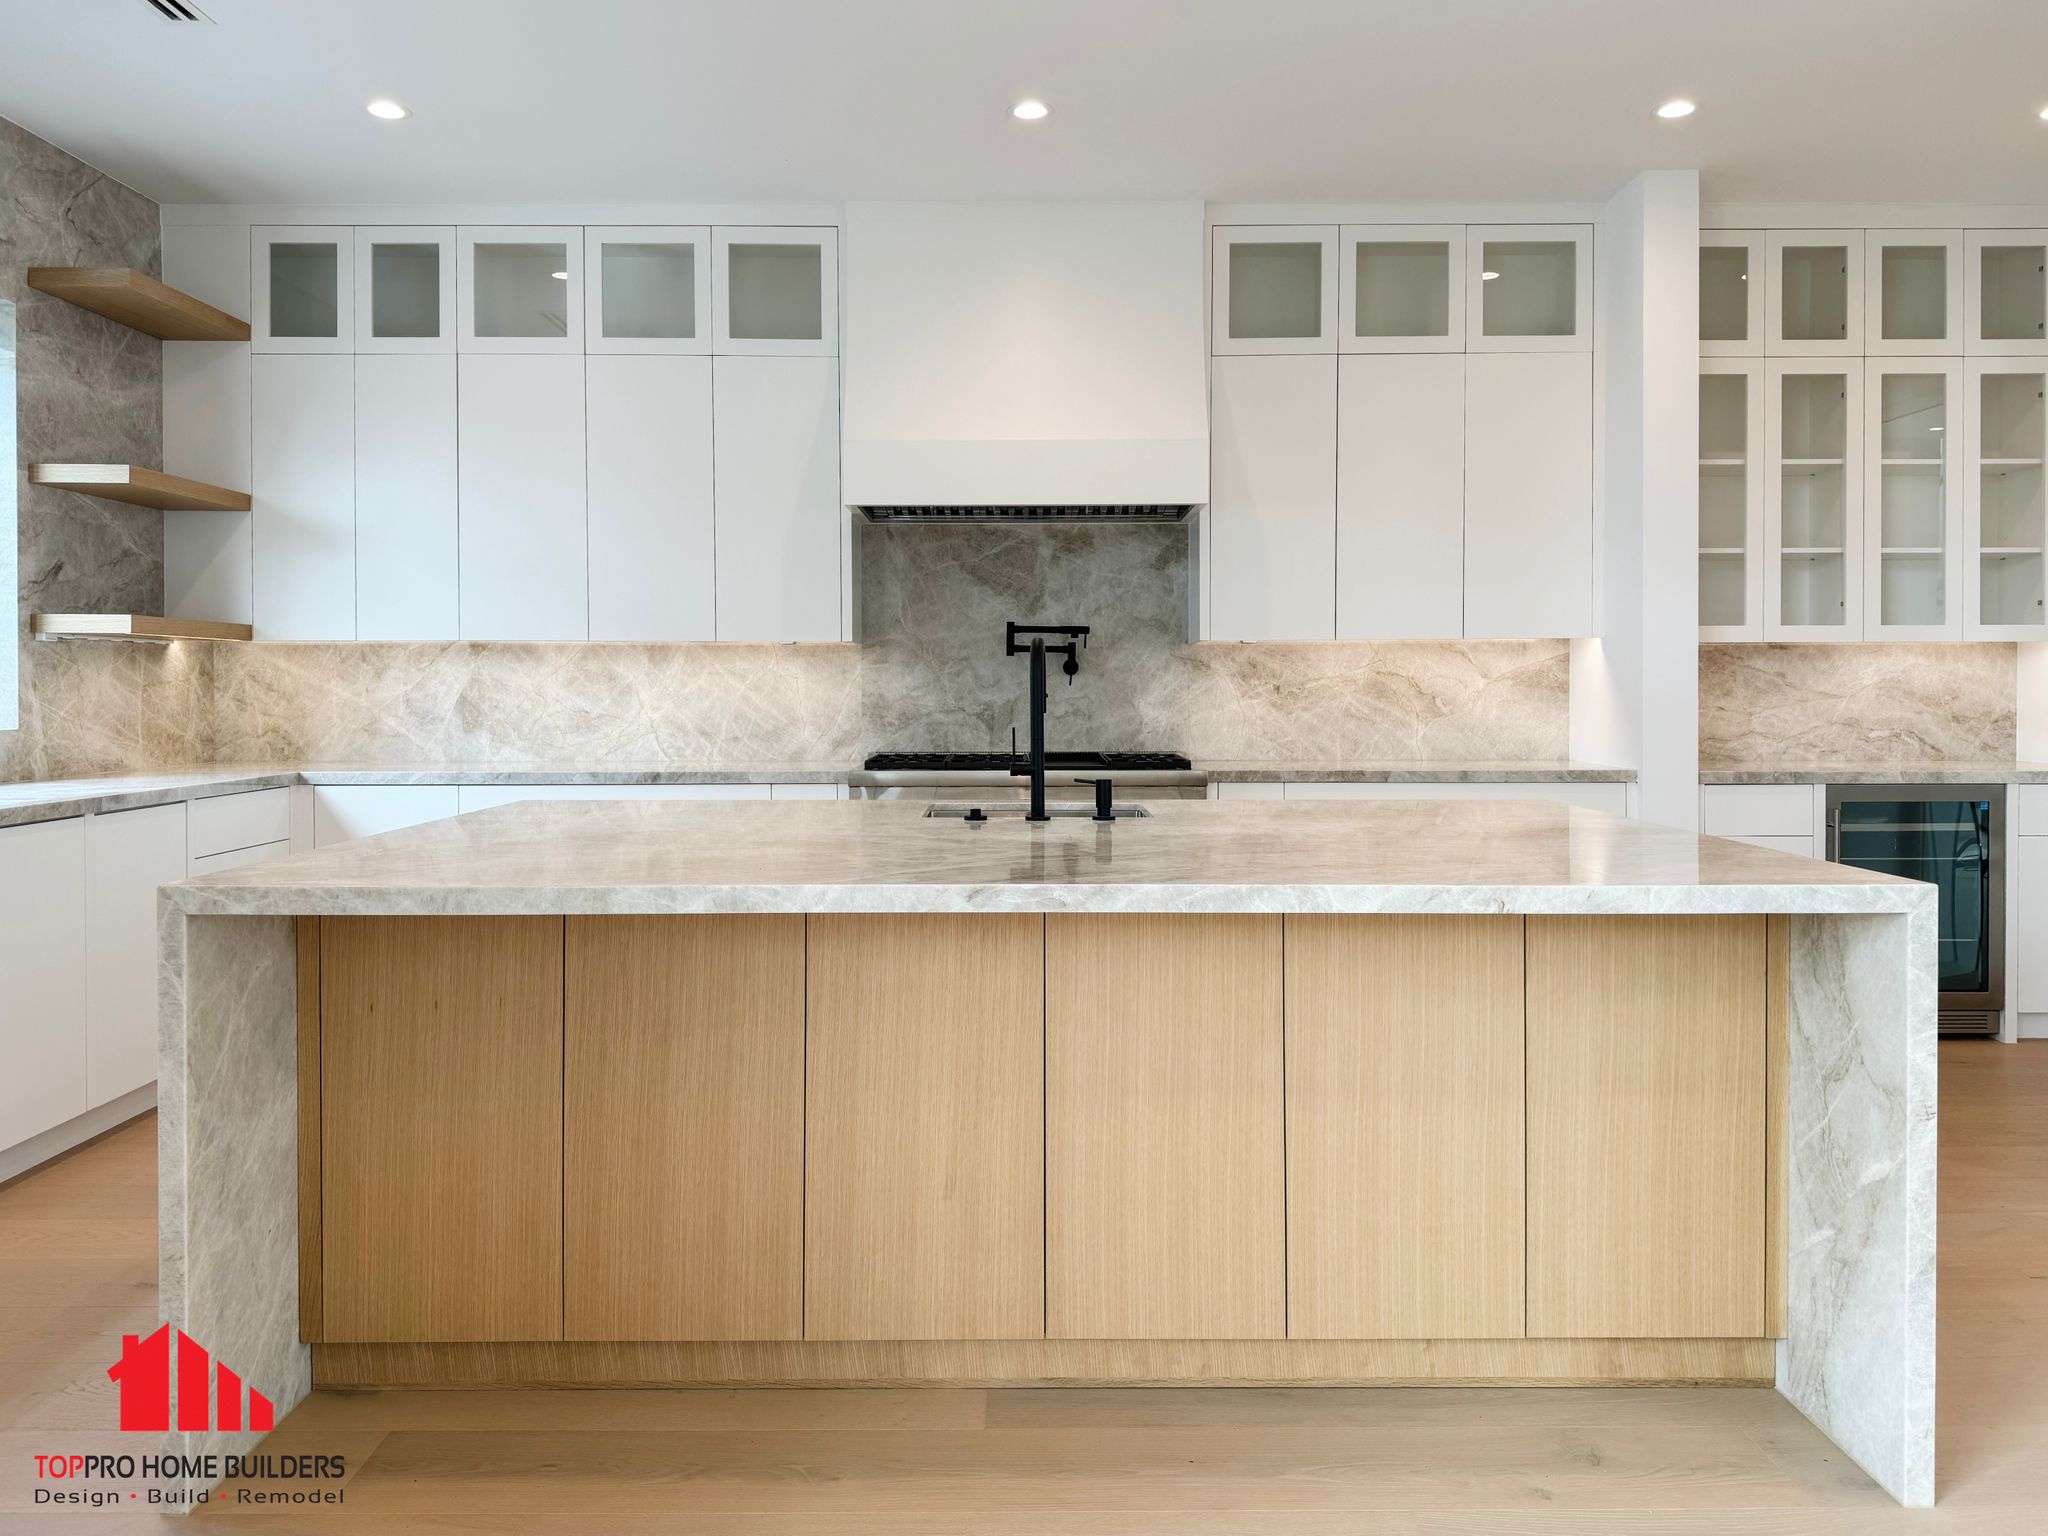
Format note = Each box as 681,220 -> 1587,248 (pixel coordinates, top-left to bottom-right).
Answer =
1699,547 -> 1746,557
26,267 -> 250,342
1982,546 -> 2045,556
1981,457 -> 2044,467
30,464 -> 250,512
1878,457 -> 1942,469
1781,457 -> 1845,467
31,614 -> 252,643
1782,546 -> 1846,556
1881,546 -> 1944,555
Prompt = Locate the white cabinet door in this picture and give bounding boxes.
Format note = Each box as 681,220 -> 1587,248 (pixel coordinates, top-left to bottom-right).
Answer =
1466,225 -> 1592,353
1964,359 -> 2048,639
163,223 -> 254,627
1208,353 -> 1336,640
712,355 -> 842,642
456,784 -> 771,812
588,354 -> 715,640
310,786 -> 460,847
1463,352 -> 1593,638
1337,352 -> 1462,638
768,783 -> 844,800
458,354 -> 588,640
0,818 -> 88,1150
188,842 -> 291,876
252,353 -> 355,641
713,227 -> 838,357
1700,231 -> 1765,358
252,226 -> 353,354
586,226 -> 710,355
1964,230 -> 2048,357
1863,230 -> 1962,356
2019,839 -> 2048,1014
1339,225 -> 1463,354
1211,226 -> 1338,355
1767,230 -> 1863,357
85,804 -> 186,1107
354,226 -> 455,354
357,353 -> 458,640
1724,833 -> 1818,857
187,788 -> 291,860
1281,781 -> 1629,814
1864,357 -> 1963,641
1765,359 -> 1865,640
457,226 -> 583,354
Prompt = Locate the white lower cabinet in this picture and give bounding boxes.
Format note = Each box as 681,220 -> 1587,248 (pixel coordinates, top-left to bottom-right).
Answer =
1723,832 -> 1819,857
85,805 -> 187,1106
189,842 -> 292,876
252,353 -> 357,640
458,354 -> 589,640
1337,353 -> 1463,638
311,785 -> 462,847
712,355 -> 842,642
2018,832 -> 2048,1015
1699,783 -> 1820,838
1209,353 -> 1337,641
356,353 -> 459,640
1463,351 -> 1593,639
588,354 -> 715,641
0,819 -> 88,1150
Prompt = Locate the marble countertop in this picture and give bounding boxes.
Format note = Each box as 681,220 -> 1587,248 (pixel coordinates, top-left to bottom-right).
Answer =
166,797 -> 1926,919
1701,763 -> 2048,784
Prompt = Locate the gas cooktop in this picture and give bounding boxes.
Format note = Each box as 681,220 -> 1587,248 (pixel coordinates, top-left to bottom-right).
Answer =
863,751 -> 1192,772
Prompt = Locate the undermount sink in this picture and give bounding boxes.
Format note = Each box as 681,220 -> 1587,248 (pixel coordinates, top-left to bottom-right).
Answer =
925,804 -> 1151,821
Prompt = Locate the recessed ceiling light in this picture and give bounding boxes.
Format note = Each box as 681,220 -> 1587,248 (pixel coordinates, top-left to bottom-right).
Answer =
550,271 -> 568,280
1481,270 -> 1500,281
365,98 -> 409,120
1011,98 -> 1050,121
1656,99 -> 1697,119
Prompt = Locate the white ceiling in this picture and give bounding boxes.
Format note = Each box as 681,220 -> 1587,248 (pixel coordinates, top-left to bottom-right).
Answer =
2,0 -> 2045,209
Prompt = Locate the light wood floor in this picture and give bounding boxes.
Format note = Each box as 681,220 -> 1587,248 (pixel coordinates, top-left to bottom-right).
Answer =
2,1041 -> 2043,1533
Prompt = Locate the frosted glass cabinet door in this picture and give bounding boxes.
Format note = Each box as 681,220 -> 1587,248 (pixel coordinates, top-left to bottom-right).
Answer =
1964,358 -> 2048,638
252,226 -> 353,353
1862,358 -> 1962,640
1466,225 -> 1592,353
1208,353 -> 1337,640
1338,226 -> 1463,354
458,226 -> 583,353
1766,230 -> 1863,357
713,227 -> 838,357
1211,226 -> 1338,355
1699,232 -> 1764,357
1863,231 -> 1962,356
1699,359 -> 1766,641
1764,360 -> 1865,640
1965,231 -> 2048,356
585,226 -> 711,355
353,227 -> 455,353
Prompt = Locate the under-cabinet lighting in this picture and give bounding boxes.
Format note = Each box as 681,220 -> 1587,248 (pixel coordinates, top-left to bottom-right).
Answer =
365,98 -> 409,120
1656,99 -> 1696,119
1011,99 -> 1050,121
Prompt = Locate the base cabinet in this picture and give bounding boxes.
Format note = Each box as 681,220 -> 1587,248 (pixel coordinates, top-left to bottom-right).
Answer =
0,819 -> 88,1151
85,805 -> 189,1106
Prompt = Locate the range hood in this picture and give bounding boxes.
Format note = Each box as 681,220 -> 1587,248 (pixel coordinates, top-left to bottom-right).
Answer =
842,201 -> 1208,517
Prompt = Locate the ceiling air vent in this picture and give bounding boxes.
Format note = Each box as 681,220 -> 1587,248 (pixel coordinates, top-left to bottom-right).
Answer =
137,0 -> 212,20
861,505 -> 1193,524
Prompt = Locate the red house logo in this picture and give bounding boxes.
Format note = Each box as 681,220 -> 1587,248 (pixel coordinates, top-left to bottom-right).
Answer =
107,1325 -> 275,1433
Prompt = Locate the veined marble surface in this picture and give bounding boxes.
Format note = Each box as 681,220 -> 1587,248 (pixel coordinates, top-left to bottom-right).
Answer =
165,798 -> 1927,918
1702,762 -> 2048,784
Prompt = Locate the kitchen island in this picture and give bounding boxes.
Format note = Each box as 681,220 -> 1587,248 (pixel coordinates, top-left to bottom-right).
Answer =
157,798 -> 1936,1505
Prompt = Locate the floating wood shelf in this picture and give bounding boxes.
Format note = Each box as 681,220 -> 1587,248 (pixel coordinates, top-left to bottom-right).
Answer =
26,266 -> 250,342
32,614 -> 252,643
30,463 -> 250,512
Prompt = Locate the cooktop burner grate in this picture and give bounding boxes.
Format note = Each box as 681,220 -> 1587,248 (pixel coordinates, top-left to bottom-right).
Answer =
864,750 -> 1192,772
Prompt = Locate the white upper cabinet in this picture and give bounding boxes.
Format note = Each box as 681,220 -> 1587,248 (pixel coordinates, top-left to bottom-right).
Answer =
1864,357 -> 1962,640
1965,231 -> 2048,355
585,226 -> 711,355
588,354 -> 716,640
353,227 -> 455,353
458,354 -> 589,639
1964,358 -> 2048,638
1211,226 -> 1338,355
713,226 -> 838,356
1699,360 -> 1766,641
1208,353 -> 1337,639
251,352 -> 356,640
1338,225 -> 1463,354
458,226 -> 583,353
1765,359 -> 1865,639
1337,352 -> 1463,637
712,354 -> 842,641
1463,351 -> 1592,636
252,226 -> 353,353
1699,231 -> 1764,358
1465,225 -> 1592,352
1767,230 -> 1863,356
356,353 -> 459,641
1863,230 -> 1962,356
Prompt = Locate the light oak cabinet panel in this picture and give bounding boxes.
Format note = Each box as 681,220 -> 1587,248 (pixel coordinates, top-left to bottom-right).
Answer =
565,916 -> 803,1341
321,917 -> 564,1342
1286,915 -> 1524,1340
806,914 -> 1045,1340
1526,915 -> 1767,1339
1046,913 -> 1284,1340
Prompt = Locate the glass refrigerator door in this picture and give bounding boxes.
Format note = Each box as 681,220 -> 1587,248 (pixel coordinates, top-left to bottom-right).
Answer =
1834,798 -> 1992,992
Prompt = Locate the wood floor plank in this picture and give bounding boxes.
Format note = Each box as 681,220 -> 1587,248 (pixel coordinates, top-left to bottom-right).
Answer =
281,1386 -> 989,1432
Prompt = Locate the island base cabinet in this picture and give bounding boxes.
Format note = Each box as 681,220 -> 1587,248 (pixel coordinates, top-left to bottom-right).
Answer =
1285,915 -> 1525,1339
564,915 -> 804,1341
1046,914 -> 1285,1340
1526,915 -> 1769,1339
804,914 -> 1045,1340
318,917 -> 565,1343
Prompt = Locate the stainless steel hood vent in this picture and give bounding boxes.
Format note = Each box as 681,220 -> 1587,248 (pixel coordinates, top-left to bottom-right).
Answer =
861,504 -> 1192,524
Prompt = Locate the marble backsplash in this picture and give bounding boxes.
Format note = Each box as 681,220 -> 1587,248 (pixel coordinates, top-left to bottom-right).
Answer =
1700,643 -> 2017,766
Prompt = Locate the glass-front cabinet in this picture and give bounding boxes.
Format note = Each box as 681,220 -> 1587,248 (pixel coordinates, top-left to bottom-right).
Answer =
1965,359 -> 2048,637
1767,230 -> 1863,357
353,228 -> 454,352
1965,231 -> 2048,356
1339,225 -> 1462,353
1699,360 -> 1765,639
1211,225 -> 1338,354
1863,231 -> 1962,355
252,226 -> 353,353
713,226 -> 837,357
1700,231 -> 1763,358
1766,360 -> 1864,638
1466,224 -> 1592,352
584,227 -> 710,354
458,227 -> 582,353
1864,359 -> 1962,639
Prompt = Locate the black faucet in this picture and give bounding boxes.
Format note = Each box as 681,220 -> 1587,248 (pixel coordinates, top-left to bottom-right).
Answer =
1005,621 -> 1090,822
